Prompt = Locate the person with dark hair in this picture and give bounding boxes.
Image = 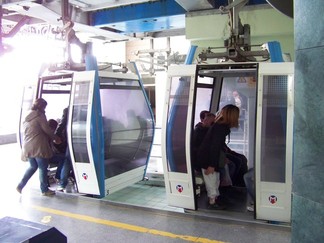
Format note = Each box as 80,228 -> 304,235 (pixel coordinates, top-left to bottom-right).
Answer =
55,108 -> 68,154
195,110 -> 209,128
17,98 -> 61,196
192,112 -> 215,171
48,119 -> 66,183
55,107 -> 73,192
48,119 -> 58,131
197,104 -> 240,209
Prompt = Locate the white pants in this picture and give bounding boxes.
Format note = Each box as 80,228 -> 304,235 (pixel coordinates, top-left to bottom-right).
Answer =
201,168 -> 220,199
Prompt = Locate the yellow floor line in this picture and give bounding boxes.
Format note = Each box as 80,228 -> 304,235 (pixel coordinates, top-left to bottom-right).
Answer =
31,205 -> 227,243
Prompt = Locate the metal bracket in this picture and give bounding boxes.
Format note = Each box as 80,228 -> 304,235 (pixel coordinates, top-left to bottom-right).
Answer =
198,0 -> 270,62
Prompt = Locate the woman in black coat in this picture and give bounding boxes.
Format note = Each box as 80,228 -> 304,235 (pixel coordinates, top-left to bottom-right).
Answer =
197,104 -> 240,209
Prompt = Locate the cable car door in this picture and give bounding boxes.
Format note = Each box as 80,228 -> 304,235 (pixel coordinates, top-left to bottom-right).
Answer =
162,65 -> 196,210
68,71 -> 101,195
255,62 -> 294,222
99,69 -> 155,195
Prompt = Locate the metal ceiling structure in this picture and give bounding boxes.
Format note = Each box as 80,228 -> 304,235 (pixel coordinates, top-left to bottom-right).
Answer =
0,0 -> 293,62
1,0 -> 272,42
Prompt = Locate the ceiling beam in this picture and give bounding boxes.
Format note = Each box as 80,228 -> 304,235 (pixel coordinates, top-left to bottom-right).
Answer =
70,0 -> 159,12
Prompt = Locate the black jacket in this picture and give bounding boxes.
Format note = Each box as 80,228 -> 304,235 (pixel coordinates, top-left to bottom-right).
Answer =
54,107 -> 69,153
192,122 -> 210,170
197,123 -> 230,171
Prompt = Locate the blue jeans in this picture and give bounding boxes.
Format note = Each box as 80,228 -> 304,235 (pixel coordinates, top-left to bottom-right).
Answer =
244,168 -> 255,201
60,148 -> 72,188
17,157 -> 49,193
50,153 -> 66,179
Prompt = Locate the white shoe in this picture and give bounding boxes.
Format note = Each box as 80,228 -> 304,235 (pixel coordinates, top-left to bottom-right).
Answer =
247,205 -> 254,212
56,186 -> 65,192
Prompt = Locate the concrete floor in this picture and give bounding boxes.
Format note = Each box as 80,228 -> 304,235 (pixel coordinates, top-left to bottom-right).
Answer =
0,143 -> 291,243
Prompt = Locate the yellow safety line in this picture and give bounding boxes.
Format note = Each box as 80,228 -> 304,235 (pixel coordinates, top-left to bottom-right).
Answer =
31,205 -> 227,243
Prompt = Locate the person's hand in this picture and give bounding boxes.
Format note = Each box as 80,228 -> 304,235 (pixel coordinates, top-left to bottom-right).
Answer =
204,166 -> 215,175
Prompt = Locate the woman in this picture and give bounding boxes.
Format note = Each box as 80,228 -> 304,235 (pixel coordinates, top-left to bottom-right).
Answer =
17,98 -> 61,196
197,104 -> 240,209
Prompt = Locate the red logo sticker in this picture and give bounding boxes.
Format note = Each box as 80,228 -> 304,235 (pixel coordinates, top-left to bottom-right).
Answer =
82,173 -> 88,180
269,195 -> 277,204
176,185 -> 183,193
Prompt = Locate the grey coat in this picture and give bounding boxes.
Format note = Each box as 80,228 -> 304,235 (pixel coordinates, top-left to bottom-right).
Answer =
21,110 -> 55,160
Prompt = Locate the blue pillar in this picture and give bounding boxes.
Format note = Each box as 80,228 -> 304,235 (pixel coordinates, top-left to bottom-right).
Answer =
184,45 -> 197,64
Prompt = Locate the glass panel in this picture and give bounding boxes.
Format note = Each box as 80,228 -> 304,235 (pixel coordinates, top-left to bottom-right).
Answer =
100,80 -> 154,178
71,82 -> 90,163
42,83 -> 71,91
194,87 -> 213,126
219,76 -> 257,168
40,76 -> 72,120
197,76 -> 213,85
42,93 -> 70,121
260,75 -> 287,183
100,77 -> 139,87
166,76 -> 190,173
19,86 -> 36,145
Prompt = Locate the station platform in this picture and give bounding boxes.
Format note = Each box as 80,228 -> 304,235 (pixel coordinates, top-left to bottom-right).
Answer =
0,142 -> 291,243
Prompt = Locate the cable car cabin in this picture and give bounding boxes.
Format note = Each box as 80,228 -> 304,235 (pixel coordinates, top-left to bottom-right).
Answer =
162,62 -> 294,223
18,61 -> 294,224
19,69 -> 155,198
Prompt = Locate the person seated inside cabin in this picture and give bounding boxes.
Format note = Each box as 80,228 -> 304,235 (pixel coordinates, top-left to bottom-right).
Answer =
244,168 -> 255,212
55,107 -> 75,192
195,110 -> 210,129
192,112 -> 216,172
192,109 -> 212,171
223,144 -> 248,187
192,112 -> 216,196
48,119 -> 66,183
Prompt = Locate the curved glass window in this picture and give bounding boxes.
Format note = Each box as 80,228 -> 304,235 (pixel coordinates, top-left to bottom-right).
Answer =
100,77 -> 154,178
71,81 -> 90,164
166,76 -> 191,173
